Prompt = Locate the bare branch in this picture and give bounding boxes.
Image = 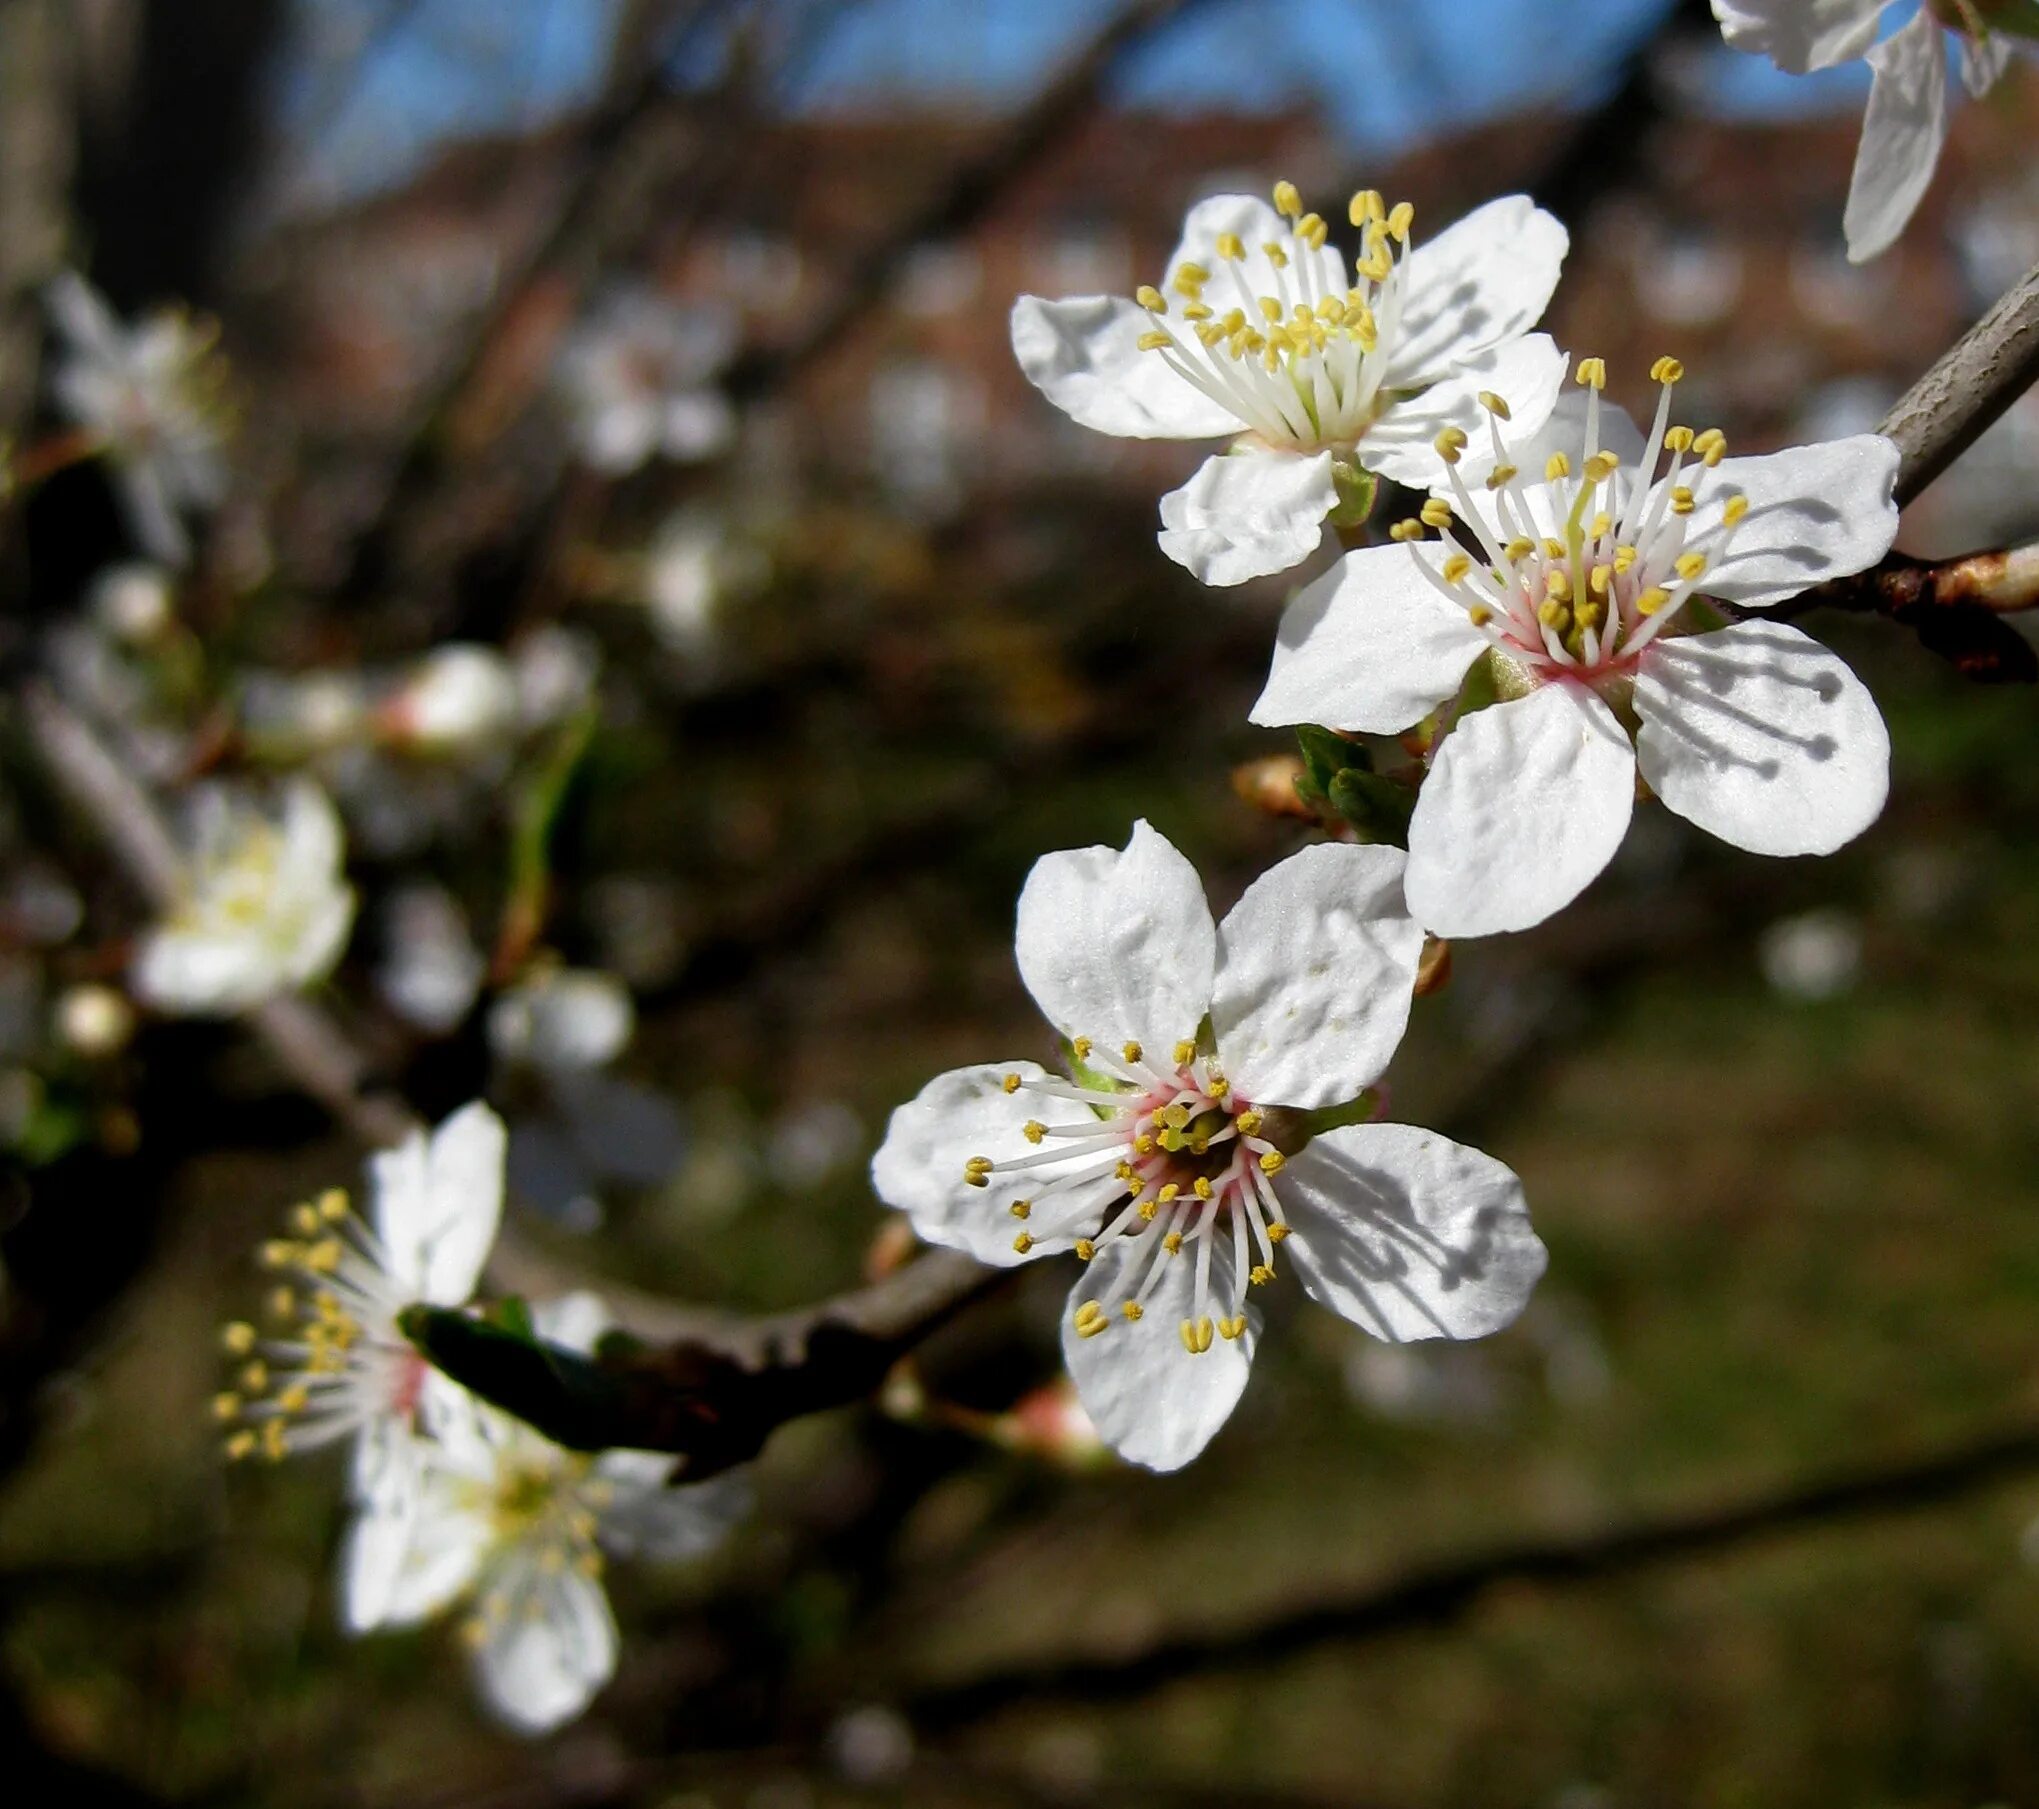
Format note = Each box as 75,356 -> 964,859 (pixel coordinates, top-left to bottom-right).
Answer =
1883,255 -> 2039,508
904,1416 -> 2039,1727
1786,539 -> 2039,683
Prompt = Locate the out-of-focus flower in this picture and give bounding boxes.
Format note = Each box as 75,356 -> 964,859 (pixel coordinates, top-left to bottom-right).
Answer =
556,285 -> 737,474
132,778 -> 356,1014
54,983 -> 136,1058
376,884 -> 486,1034
1012,182 -> 1567,585
871,822 -> 1544,1473
240,669 -> 371,760
513,626 -> 600,731
88,562 -> 175,645
767,1098 -> 864,1190
1254,361 -> 1899,937
1759,907 -> 1865,999
640,508 -> 769,657
217,1104 -> 505,1631
45,272 -> 231,565
344,1292 -> 746,1734
1712,0 -> 2037,261
378,645 -> 521,757
490,967 -> 685,1228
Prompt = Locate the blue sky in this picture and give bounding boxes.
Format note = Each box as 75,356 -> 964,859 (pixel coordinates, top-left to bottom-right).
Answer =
273,0 -> 1872,208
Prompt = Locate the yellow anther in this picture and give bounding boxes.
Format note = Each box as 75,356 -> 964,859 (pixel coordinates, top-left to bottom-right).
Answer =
1219,1316 -> 1248,1342
1478,390 -> 1511,421
1434,426 -> 1468,466
1009,1198 -> 1031,1219
1504,536 -> 1535,563
1181,301 -> 1213,322
1538,598 -> 1572,631
1590,564 -> 1613,596
211,1391 -> 242,1422
1134,1133 -> 1155,1155
1072,1036 -> 1092,1059
1440,552 -> 1473,584
1266,1221 -> 1291,1242
1387,200 -> 1415,242
275,1383 -> 309,1415
1317,295 -> 1347,324
1650,355 -> 1684,384
1158,1182 -> 1181,1202
1545,568 -> 1573,601
1259,1150 -> 1286,1175
1585,451 -> 1620,483
1012,1232 -> 1034,1255
1188,1136 -> 1210,1156
1468,605 -> 1494,628
1180,1317 -> 1215,1355
1216,232 -> 1245,261
1176,261 -> 1210,286
1576,357 -> 1607,390
291,1202 -> 322,1237
1122,1300 -> 1144,1322
1193,1177 -> 1214,1201
1543,537 -> 1567,562
1139,1198 -> 1159,1221
1262,241 -> 1289,270
1001,1072 -> 1022,1094
266,1285 -> 296,1320
1273,179 -> 1303,218
305,1239 -> 342,1274
1122,1042 -> 1143,1064
1296,211 -> 1327,248
1670,486 -> 1695,516
1073,1300 -> 1105,1331
1420,498 -> 1454,529
223,1429 -> 258,1462
1545,451 -> 1572,481
1664,425 -> 1694,454
1349,188 -> 1384,225
1724,494 -> 1750,525
1675,551 -> 1708,581
260,1420 -> 289,1461
1588,511 -> 1614,539
1171,273 -> 1203,299
1163,1232 -> 1184,1254
1573,597 -> 1602,631
1136,330 -> 1173,352
1236,1110 -> 1263,1136
1694,428 -> 1728,467
1257,295 -> 1284,324
1389,519 -> 1424,542
1136,285 -> 1167,313
1612,543 -> 1638,574
963,1157 -> 991,1188
1249,1264 -> 1275,1286
1156,1127 -> 1183,1153
319,1190 -> 348,1221
1484,464 -> 1518,490
1635,586 -> 1672,616
259,1239 -> 298,1270
1173,1039 -> 1196,1067
238,1360 -> 269,1395
1023,1121 -> 1048,1145
1209,1077 -> 1230,1099
221,1321 -> 258,1357
1075,1238 -> 1095,1261
1076,1313 -> 1109,1339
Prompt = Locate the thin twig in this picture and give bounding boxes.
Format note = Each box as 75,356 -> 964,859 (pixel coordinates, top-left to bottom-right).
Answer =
903,1417 -> 2039,1727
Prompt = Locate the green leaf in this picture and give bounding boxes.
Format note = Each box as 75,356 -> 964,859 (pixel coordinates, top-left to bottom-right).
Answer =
1327,767 -> 1415,848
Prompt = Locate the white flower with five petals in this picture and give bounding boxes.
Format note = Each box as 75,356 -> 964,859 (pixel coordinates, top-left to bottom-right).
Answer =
1011,181 -> 1568,586
342,1292 -> 746,1735
1252,360 -> 1900,938
1712,0 -> 2037,261
871,822 -> 1546,1472
216,1104 -> 506,1626
45,272 -> 231,566
132,778 -> 357,1014
556,284 -> 738,474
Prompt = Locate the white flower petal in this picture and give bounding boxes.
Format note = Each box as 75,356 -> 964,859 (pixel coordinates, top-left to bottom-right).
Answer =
1405,683 -> 1636,937
1166,193 -> 1345,303
1251,544 -> 1487,734
369,1101 -> 506,1305
131,929 -> 271,1014
1009,294 -> 1240,440
870,1062 -> 1109,1261
1014,819 -> 1215,1053
1844,7 -> 1950,262
1278,1122 -> 1546,1342
119,461 -> 193,567
44,271 -> 124,361
1156,447 -> 1338,586
1710,0 -> 1887,73
1692,434 -> 1900,607
1211,843 -> 1423,1110
1060,1233 -> 1256,1472
531,1289 -> 612,1355
580,398 -> 662,473
1633,620 -> 1890,856
1960,25 -> 2013,97
473,1564 -> 618,1736
594,1459 -> 748,1562
342,1444 -> 491,1633
663,389 -> 736,461
1384,196 -> 1568,389
1365,334 -> 1567,488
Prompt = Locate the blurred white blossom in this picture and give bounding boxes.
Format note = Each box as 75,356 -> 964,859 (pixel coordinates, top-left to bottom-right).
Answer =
556,285 -> 737,474
376,884 -> 486,1034
1759,908 -> 1864,1000
88,563 -> 175,645
641,508 -> 769,658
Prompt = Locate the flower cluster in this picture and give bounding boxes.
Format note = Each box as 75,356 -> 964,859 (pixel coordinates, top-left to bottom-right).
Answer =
218,1105 -> 741,1733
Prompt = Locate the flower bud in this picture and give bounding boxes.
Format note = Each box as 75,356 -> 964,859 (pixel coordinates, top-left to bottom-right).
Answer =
55,983 -> 136,1058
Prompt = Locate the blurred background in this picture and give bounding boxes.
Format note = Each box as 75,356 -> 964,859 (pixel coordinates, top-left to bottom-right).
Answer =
2,1 -> 2039,1803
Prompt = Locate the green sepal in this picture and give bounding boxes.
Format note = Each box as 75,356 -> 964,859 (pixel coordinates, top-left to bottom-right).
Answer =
1327,767 -> 1415,848
398,1305 -> 637,1452
1327,459 -> 1378,530
1298,1087 -> 1385,1142
1295,724 -> 1368,807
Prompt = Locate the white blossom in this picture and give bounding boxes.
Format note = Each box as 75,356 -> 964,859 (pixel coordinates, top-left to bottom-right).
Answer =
215,1103 -> 506,1633
45,272 -> 231,566
375,884 -> 486,1034
871,822 -> 1544,1472
342,1293 -> 746,1735
1253,361 -> 1899,938
89,563 -> 176,645
1712,0 -> 2036,261
1011,181 -> 1568,585
132,778 -> 357,1014
556,285 -> 737,474
379,645 -> 522,756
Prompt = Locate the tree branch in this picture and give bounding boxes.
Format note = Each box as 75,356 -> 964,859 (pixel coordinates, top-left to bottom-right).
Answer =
1786,539 -> 2039,683
903,1416 -> 2039,1728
